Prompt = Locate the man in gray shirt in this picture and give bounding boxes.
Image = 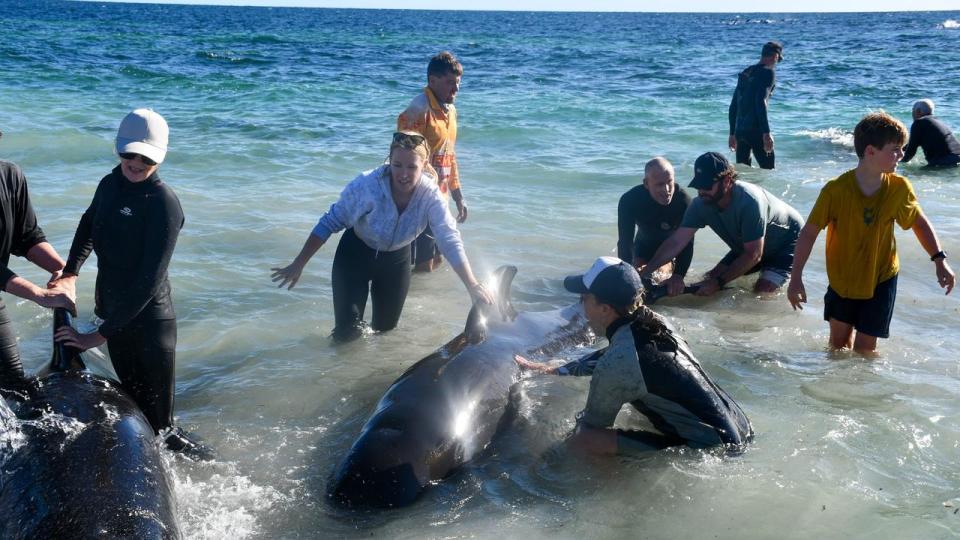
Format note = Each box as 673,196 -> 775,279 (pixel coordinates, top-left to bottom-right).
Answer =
642,152 -> 803,296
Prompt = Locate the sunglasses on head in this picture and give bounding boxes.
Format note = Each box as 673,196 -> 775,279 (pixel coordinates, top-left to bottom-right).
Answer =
119,152 -> 158,166
392,132 -> 426,148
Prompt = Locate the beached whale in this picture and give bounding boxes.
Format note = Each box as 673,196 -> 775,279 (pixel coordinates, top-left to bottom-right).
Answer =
0,309 -> 180,539
328,265 -> 593,508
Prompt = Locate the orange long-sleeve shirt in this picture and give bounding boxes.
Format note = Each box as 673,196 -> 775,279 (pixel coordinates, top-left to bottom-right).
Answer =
397,87 -> 460,196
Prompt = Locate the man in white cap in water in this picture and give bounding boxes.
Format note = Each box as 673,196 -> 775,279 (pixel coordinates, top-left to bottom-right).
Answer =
515,256 -> 752,455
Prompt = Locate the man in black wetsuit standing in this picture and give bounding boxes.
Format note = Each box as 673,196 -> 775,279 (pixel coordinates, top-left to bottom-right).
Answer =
617,157 -> 692,297
728,41 -> 783,169
902,99 -> 960,168
0,130 -> 76,398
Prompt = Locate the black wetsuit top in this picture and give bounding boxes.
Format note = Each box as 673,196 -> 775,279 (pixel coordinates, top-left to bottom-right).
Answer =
902,116 -> 960,165
64,166 -> 183,339
616,185 -> 693,276
729,63 -> 776,136
0,161 -> 46,288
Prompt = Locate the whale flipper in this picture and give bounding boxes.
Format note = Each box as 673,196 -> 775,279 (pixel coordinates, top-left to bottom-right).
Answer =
464,265 -> 518,344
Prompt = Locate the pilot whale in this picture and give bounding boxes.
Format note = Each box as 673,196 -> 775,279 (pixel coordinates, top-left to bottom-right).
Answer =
0,309 -> 180,539
328,265 -> 592,508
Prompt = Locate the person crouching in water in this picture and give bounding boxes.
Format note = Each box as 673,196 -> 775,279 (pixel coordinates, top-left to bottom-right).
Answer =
516,257 -> 752,454
271,131 -> 492,342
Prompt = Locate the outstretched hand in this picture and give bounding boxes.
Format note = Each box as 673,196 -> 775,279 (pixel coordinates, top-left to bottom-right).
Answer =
935,259 -> 955,295
469,282 -> 494,305
514,354 -> 557,374
787,278 -> 807,310
53,326 -> 106,351
271,262 -> 305,290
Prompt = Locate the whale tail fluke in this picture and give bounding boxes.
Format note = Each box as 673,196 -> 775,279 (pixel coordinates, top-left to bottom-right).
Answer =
50,308 -> 85,373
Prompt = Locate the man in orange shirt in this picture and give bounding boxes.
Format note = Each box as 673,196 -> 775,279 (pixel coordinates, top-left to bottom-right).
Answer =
398,51 -> 466,272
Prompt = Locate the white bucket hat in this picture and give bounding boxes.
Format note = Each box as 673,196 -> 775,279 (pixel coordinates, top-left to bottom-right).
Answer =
115,108 -> 168,164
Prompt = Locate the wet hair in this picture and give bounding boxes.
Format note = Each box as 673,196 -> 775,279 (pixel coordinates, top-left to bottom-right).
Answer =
611,293 -> 644,319
388,130 -> 438,179
718,166 -> 738,184
912,99 -> 934,116
853,111 -> 908,159
427,51 -> 463,79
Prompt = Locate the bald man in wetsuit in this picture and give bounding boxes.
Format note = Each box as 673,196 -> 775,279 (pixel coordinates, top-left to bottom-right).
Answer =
617,157 -> 692,297
902,99 -> 960,168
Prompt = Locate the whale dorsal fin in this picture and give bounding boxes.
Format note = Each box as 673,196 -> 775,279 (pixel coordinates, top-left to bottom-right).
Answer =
49,308 -> 86,372
464,265 -> 518,344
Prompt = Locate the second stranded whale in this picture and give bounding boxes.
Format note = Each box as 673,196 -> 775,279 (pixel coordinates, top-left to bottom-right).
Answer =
328,265 -> 593,508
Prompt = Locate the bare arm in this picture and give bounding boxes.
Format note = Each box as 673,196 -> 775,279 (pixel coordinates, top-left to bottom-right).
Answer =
270,233 -> 326,290
787,223 -> 821,309
26,242 -> 65,275
912,212 -> 955,295
694,237 -> 764,296
641,227 -> 697,277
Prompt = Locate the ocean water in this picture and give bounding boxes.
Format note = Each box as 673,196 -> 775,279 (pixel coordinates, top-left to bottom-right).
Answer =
1,2 -> 960,538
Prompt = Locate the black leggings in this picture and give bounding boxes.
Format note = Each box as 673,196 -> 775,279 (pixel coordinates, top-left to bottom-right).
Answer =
107,317 -> 177,434
0,300 -> 26,397
331,228 -> 411,342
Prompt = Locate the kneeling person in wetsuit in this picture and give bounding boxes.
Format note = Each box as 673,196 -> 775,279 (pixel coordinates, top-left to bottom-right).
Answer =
516,257 -> 752,454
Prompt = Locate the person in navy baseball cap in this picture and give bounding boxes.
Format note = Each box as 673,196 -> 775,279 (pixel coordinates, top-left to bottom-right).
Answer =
563,256 -> 644,309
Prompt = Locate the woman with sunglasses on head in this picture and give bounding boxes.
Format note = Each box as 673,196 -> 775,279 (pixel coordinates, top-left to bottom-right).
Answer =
271,131 -> 492,342
51,109 -> 205,457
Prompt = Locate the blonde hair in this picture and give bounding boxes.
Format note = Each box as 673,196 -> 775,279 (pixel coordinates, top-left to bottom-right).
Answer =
387,131 -> 438,180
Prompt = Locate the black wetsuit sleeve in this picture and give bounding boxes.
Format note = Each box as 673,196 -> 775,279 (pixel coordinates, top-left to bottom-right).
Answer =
97,188 -> 183,338
901,122 -> 921,163
0,166 -> 46,288
617,191 -> 637,262
728,78 -> 741,135
754,69 -> 774,134
557,348 -> 605,376
63,180 -> 105,276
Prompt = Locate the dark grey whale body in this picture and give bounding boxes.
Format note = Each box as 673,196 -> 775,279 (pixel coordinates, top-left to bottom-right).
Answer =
0,309 -> 179,539
328,266 -> 592,508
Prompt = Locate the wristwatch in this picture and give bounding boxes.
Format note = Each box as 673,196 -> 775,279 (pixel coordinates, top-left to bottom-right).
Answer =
931,250 -> 947,262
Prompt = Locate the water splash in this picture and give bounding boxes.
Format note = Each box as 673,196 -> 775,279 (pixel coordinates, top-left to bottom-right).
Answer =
796,127 -> 854,149
939,19 -> 959,29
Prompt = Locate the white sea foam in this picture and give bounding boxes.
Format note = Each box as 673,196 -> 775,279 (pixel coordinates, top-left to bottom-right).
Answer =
168,457 -> 289,540
940,19 -> 959,29
796,127 -> 854,149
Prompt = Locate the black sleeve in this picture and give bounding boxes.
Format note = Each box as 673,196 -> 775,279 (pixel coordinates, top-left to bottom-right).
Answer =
617,191 -> 637,262
10,167 -> 46,258
63,178 -> 108,276
901,121 -> 920,163
728,76 -> 741,135
675,236 -> 694,277
98,187 -> 183,338
755,69 -> 774,134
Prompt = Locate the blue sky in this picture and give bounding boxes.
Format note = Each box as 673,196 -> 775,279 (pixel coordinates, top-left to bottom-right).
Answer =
91,0 -> 960,12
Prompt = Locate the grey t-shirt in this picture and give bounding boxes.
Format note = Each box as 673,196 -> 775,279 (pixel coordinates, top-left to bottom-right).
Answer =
681,181 -> 803,258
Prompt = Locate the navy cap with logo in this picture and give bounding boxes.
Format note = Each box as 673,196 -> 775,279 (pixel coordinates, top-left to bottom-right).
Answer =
688,151 -> 732,190
563,256 -> 644,307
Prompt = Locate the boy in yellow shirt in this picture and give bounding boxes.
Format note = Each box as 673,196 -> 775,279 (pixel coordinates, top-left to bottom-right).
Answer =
788,111 -> 955,354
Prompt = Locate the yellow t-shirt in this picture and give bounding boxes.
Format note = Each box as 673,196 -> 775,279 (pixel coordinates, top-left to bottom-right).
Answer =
807,170 -> 920,299
397,87 -> 460,196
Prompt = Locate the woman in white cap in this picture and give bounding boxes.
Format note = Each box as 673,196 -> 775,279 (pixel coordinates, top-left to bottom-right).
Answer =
271,131 -> 492,342
51,109 -> 203,456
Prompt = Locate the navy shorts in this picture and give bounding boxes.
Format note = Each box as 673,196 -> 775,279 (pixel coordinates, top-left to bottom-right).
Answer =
823,274 -> 898,338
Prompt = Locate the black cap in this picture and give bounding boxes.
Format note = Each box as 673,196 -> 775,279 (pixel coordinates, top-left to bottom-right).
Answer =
563,256 -> 643,307
762,41 -> 784,61
688,152 -> 732,190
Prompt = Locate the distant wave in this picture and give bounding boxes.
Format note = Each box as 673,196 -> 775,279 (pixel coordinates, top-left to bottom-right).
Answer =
796,128 -> 854,149
196,51 -> 273,65
940,19 -> 959,29
723,16 -> 778,25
